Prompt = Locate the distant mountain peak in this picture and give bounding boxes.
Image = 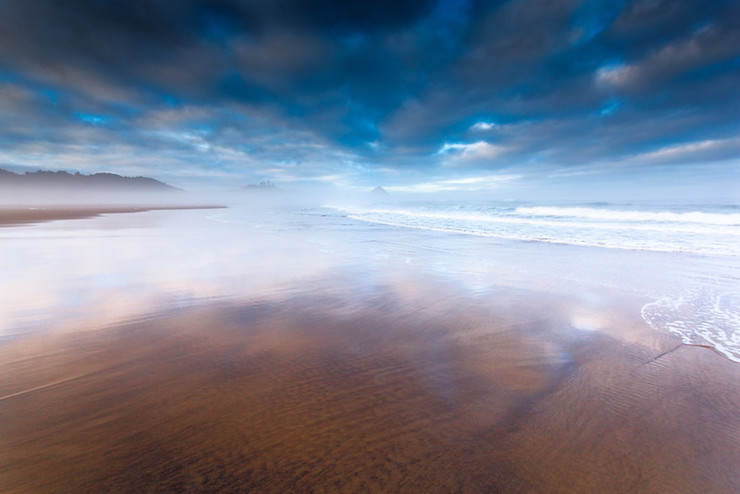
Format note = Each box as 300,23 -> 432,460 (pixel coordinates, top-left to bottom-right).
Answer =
370,186 -> 389,196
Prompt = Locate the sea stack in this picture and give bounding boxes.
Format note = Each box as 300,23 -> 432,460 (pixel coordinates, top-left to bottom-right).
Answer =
370,186 -> 389,197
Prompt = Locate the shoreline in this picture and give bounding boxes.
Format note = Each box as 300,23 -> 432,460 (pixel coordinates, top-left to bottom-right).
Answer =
0,204 -> 227,227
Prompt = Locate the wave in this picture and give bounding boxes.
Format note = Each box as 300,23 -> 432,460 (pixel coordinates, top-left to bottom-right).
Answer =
329,204 -> 740,257
515,206 -> 740,226
343,214 -> 739,257
335,206 -> 740,236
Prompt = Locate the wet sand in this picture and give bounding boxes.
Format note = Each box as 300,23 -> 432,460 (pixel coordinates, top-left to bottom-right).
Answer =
1,286 -> 738,493
0,205 -> 225,227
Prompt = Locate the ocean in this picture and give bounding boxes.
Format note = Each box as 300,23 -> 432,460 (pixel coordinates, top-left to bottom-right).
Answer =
332,200 -> 740,257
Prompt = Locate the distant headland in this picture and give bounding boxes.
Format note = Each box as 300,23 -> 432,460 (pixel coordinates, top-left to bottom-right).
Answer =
240,180 -> 283,192
0,168 -> 179,192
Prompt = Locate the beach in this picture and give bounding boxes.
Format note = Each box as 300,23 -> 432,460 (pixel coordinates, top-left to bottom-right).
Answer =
0,205 -> 225,227
1,204 -> 738,492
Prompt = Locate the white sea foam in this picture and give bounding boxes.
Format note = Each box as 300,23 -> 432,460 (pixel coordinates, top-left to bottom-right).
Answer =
641,290 -> 740,362
515,206 -> 740,225
332,202 -> 740,257
339,206 -> 739,235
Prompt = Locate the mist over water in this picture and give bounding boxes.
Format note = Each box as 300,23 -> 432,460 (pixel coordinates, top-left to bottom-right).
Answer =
1,195 -> 738,361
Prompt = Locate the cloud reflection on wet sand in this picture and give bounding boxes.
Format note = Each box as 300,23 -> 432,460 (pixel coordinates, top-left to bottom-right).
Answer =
1,281 -> 738,493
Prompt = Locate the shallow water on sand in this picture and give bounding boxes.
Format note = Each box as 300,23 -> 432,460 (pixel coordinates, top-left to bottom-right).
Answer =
1,204 -> 739,492
1,202 -> 738,360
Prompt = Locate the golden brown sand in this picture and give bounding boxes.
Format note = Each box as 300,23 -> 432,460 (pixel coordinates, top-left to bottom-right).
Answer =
1,289 -> 738,493
0,205 -> 225,227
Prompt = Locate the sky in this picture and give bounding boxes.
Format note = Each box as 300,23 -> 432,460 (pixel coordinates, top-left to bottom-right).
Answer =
0,0 -> 739,198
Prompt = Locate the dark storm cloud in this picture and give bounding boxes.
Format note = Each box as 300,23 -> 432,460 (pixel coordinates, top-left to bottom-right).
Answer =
382,0 -> 740,167
0,0 -> 436,96
0,0 -> 449,150
0,0 -> 738,190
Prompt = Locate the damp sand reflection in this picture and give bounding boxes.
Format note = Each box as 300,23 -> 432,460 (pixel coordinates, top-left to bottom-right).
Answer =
1,282 -> 738,492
